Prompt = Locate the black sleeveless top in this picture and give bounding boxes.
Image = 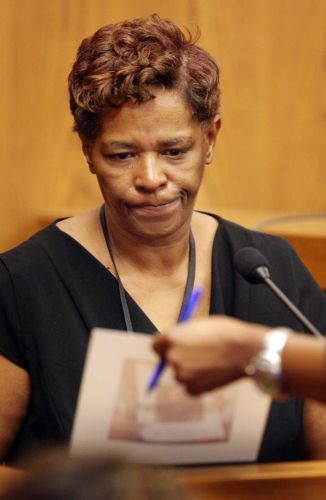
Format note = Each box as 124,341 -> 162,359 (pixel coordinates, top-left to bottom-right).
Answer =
1,213 -> 325,464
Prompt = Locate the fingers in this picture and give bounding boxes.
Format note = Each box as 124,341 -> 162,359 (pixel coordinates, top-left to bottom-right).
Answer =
175,369 -> 222,396
173,365 -> 215,394
152,332 -> 170,357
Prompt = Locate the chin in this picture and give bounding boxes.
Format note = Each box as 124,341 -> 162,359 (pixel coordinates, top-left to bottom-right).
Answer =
131,219 -> 185,242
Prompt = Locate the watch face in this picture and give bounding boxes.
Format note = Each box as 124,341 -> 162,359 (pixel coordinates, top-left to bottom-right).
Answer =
256,351 -> 281,375
251,329 -> 290,397
245,329 -> 290,397
265,330 -> 290,352
255,354 -> 287,398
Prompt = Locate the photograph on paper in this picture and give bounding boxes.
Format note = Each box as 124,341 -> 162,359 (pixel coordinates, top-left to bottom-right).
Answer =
70,328 -> 271,465
108,357 -> 233,444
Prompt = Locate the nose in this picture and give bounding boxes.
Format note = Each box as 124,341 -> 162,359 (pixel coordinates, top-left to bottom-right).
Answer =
134,154 -> 167,192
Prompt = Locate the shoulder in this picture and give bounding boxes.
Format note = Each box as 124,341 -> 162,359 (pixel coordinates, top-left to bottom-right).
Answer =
209,213 -> 303,285
219,215 -> 292,253
0,207 -> 101,272
0,223 -> 65,279
200,211 -> 293,257
192,211 -> 219,244
215,214 -> 326,307
56,207 -> 110,269
56,207 -> 100,236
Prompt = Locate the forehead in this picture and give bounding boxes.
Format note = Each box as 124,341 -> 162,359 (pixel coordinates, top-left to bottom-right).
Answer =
97,89 -> 201,143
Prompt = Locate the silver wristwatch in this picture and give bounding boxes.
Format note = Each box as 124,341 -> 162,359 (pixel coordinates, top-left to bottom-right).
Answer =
245,328 -> 291,398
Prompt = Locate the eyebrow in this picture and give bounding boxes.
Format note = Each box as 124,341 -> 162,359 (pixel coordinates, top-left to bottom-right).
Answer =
157,137 -> 195,148
101,141 -> 136,149
101,136 -> 195,150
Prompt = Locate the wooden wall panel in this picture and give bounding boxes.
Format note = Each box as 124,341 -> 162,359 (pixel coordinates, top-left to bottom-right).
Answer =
196,0 -> 326,213
1,0 -> 326,251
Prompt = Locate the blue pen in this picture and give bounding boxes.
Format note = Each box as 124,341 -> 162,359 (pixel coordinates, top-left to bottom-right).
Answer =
147,286 -> 204,391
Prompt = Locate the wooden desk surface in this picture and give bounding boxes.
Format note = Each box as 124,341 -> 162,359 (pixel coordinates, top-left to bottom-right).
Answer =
178,460 -> 326,499
2,461 -> 326,499
0,465 -> 26,495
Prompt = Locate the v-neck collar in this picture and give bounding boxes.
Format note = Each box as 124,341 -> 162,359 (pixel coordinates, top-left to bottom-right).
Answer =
34,213 -> 234,334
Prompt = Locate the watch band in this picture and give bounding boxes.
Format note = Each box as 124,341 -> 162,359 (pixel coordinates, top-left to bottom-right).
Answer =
245,328 -> 291,398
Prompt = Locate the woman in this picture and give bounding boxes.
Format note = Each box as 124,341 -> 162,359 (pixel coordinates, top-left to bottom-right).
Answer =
0,14 -> 326,464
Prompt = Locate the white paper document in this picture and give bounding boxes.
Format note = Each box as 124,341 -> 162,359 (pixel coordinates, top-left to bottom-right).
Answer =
70,328 -> 271,465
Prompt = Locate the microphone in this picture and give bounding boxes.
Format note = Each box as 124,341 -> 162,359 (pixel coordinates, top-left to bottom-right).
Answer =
234,246 -> 323,338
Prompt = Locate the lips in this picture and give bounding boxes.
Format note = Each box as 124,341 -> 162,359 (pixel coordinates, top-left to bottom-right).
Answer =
128,198 -> 179,209
127,198 -> 180,215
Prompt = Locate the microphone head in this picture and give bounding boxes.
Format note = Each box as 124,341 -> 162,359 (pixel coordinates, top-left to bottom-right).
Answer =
234,247 -> 271,284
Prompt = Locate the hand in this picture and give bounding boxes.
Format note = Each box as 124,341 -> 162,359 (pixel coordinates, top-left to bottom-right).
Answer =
152,316 -> 266,395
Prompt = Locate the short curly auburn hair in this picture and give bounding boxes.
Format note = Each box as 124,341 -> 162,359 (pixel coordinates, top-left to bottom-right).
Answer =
68,14 -> 220,141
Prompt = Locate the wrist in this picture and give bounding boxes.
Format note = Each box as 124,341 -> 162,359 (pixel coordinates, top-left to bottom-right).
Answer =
244,327 -> 292,398
236,323 -> 269,368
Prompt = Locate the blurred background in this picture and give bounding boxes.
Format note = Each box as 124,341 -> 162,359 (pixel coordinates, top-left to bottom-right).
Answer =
1,0 -> 326,253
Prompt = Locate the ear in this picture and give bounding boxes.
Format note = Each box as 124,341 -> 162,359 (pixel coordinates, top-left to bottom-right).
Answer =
82,140 -> 95,173
204,114 -> 221,165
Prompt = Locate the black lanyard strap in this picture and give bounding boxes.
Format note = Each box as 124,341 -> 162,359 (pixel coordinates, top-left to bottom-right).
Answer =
99,205 -> 196,332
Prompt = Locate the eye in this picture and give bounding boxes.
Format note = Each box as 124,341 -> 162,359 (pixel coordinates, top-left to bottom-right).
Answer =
107,152 -> 135,161
162,149 -> 187,158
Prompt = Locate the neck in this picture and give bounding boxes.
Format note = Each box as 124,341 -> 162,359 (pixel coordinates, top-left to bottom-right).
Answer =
102,207 -> 192,275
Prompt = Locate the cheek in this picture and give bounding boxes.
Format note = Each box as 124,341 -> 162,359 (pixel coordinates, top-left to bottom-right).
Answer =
95,173 -> 127,203
174,147 -> 206,176
181,155 -> 206,186
96,166 -> 132,189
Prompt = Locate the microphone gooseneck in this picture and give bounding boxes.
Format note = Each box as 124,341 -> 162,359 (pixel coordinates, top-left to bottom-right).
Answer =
234,247 -> 323,338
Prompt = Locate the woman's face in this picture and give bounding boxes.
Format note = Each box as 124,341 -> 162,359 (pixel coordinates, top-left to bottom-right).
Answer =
84,89 -> 220,242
